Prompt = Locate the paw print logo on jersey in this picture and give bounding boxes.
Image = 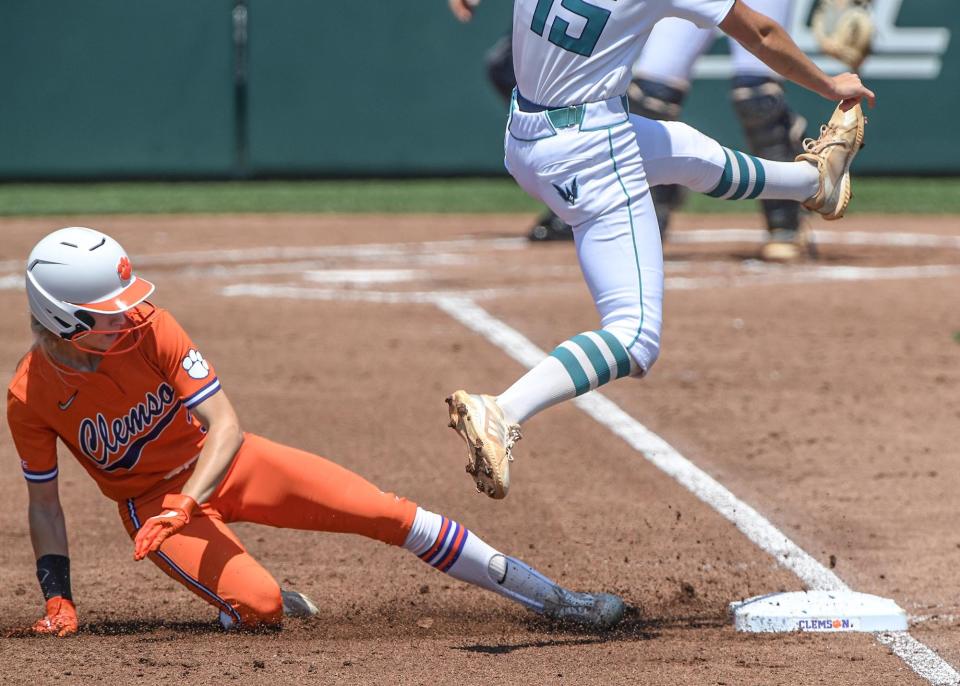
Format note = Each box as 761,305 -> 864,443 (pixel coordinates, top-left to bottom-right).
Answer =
182,349 -> 210,380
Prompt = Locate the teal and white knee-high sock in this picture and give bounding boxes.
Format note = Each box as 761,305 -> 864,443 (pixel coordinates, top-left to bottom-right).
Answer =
403,508 -> 560,612
706,146 -> 818,202
496,330 -> 638,425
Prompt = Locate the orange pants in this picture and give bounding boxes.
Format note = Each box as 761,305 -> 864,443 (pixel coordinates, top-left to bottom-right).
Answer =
118,433 -> 418,627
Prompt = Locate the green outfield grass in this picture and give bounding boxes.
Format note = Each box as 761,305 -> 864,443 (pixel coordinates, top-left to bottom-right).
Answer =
0,177 -> 959,215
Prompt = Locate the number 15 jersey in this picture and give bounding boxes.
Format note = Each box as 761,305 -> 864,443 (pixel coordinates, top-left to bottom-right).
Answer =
513,0 -> 735,107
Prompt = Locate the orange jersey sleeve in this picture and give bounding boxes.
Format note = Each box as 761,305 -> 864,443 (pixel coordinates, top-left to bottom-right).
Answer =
7,378 -> 60,484
144,309 -> 221,411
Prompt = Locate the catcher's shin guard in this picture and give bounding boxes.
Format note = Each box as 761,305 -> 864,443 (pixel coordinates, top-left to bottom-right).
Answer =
626,78 -> 689,237
731,76 -> 807,232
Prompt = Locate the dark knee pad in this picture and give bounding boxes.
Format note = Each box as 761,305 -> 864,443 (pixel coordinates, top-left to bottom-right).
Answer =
485,33 -> 516,103
626,77 -> 687,121
731,76 -> 807,231
730,76 -> 806,158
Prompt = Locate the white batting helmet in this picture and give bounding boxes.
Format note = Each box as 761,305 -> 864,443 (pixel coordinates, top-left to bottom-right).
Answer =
26,227 -> 155,339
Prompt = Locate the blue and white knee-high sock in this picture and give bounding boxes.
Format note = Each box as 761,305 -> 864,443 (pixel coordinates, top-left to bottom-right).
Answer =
497,330 -> 639,425
706,146 -> 818,202
403,508 -> 558,611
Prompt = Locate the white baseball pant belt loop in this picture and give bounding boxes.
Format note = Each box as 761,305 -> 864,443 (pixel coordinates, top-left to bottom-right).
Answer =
508,89 -> 630,141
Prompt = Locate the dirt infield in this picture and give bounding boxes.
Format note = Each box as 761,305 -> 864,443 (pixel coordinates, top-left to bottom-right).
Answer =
2,212 -> 960,685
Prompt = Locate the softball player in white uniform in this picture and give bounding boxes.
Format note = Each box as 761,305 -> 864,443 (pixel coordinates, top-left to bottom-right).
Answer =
446,0 -> 874,499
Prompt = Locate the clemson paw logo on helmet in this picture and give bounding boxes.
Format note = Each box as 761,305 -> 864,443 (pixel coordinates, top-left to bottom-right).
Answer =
181,350 -> 210,380
117,256 -> 132,281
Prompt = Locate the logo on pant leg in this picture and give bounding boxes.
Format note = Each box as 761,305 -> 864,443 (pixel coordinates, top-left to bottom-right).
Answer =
553,177 -> 578,205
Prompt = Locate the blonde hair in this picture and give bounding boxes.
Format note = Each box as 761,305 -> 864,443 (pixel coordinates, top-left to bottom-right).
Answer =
25,314 -> 98,373
30,314 -> 59,351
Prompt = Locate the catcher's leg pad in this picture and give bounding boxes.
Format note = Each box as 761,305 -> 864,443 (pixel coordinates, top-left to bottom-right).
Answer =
731,76 -> 807,231
626,77 -> 687,121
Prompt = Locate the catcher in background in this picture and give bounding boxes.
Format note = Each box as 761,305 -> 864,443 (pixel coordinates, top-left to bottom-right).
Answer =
630,0 -> 809,261
7,226 -> 625,636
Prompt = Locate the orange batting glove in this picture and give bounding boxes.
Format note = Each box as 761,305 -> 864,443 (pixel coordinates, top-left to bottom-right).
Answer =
30,596 -> 78,637
133,494 -> 197,561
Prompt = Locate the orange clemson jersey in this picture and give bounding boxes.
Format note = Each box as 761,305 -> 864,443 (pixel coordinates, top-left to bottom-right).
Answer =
7,306 -> 220,502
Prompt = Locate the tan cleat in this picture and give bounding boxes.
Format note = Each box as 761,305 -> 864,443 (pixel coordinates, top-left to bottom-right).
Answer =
796,102 -> 866,220
446,390 -> 521,500
760,227 -> 812,263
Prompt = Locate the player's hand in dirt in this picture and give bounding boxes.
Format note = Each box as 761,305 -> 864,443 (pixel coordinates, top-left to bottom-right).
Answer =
828,72 -> 875,111
448,0 -> 478,23
12,597 -> 79,638
133,494 -> 197,561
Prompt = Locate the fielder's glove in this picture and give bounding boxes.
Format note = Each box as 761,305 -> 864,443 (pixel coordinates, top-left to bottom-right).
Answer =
812,0 -> 874,71
133,493 -> 197,560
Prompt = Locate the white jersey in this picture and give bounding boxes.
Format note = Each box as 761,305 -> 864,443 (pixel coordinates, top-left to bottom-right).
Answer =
512,0 -> 735,107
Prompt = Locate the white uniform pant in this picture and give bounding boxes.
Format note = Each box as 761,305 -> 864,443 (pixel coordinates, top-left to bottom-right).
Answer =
505,97 -> 729,372
636,0 -> 795,85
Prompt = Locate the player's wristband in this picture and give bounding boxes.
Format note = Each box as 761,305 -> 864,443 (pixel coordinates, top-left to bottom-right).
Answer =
36,554 -> 72,601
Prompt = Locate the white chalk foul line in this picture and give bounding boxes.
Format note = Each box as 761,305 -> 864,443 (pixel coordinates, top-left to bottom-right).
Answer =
430,294 -> 960,686
670,228 -> 960,251
134,236 -> 527,268
212,261 -> 960,306
221,283 -> 515,304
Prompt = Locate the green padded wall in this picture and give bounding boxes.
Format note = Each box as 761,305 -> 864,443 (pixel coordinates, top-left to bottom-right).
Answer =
244,1 -> 514,175
0,0 -> 236,178
0,1 -> 955,178
244,0 -> 958,176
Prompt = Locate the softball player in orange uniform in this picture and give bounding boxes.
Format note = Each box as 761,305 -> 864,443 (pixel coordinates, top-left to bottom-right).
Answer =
8,227 -> 625,636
